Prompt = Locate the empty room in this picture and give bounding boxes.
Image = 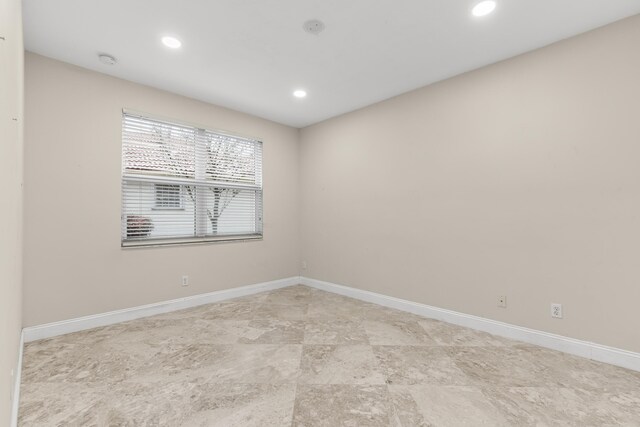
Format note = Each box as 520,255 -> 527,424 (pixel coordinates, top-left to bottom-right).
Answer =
2,0 -> 640,425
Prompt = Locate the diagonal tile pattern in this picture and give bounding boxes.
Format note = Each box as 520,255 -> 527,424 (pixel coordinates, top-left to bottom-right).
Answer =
19,285 -> 640,426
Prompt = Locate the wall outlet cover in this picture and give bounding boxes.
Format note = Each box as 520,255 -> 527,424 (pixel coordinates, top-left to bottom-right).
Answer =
498,296 -> 507,308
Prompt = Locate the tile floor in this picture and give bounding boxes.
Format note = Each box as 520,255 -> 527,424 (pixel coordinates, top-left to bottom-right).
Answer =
19,285 -> 640,426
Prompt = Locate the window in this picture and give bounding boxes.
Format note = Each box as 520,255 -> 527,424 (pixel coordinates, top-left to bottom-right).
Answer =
121,111 -> 263,246
154,184 -> 182,209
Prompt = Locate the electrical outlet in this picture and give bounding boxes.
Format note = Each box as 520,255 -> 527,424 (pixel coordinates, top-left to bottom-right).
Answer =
182,275 -> 189,287
301,260 -> 307,270
497,296 -> 507,308
551,303 -> 563,318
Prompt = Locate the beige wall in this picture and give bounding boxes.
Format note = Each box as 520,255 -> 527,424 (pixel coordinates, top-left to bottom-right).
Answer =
23,53 -> 300,327
300,15 -> 640,353
0,0 -> 24,423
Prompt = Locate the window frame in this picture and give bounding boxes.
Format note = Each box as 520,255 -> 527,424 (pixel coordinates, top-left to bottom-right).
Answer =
121,109 -> 264,248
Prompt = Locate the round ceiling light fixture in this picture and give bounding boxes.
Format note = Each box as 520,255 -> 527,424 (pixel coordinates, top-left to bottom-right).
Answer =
98,54 -> 117,65
161,36 -> 182,48
303,19 -> 325,35
472,1 -> 497,17
293,90 -> 307,98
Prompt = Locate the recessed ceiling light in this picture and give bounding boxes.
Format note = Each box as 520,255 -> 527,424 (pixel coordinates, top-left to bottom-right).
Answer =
303,19 -> 325,35
472,1 -> 497,17
293,90 -> 307,98
161,36 -> 182,49
98,54 -> 117,65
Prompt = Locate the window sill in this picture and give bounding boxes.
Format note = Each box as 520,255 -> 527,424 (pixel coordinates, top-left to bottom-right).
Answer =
121,234 -> 263,249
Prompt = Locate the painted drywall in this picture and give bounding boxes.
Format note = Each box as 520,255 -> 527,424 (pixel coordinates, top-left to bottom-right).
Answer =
0,0 -> 24,423
300,15 -> 640,353
23,53 -> 300,327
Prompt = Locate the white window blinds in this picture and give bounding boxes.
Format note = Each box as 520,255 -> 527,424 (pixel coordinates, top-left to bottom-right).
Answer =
121,111 -> 263,246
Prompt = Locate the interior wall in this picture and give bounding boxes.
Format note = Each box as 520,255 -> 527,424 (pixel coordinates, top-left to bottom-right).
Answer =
300,15 -> 640,353
0,0 -> 24,422
23,53 -> 300,327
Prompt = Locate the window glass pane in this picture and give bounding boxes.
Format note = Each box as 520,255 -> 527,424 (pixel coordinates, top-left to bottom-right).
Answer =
123,116 -> 196,179
123,182 -> 196,240
200,188 -> 261,236
155,184 -> 182,208
203,131 -> 261,185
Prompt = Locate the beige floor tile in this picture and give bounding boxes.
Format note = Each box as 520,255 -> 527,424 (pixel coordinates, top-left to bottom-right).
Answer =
389,385 -> 509,426
373,345 -> 473,386
264,285 -> 318,306
306,290 -> 359,305
20,380 -> 297,427
292,384 -> 392,427
298,345 -> 386,384
179,382 -> 297,427
448,345 -> 564,387
303,319 -> 369,344
482,386 -> 640,427
195,301 -> 261,321
239,319 -> 305,344
19,382 -> 110,426
363,320 -> 436,345
418,319 -> 517,347
548,351 -> 640,392
253,303 -> 309,320
306,299 -> 369,320
113,317 -> 250,346
21,340 -> 149,384
134,344 -> 302,384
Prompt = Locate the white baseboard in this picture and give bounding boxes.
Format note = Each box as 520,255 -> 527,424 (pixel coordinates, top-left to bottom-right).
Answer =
23,276 -> 299,342
300,276 -> 640,372
10,331 -> 24,427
